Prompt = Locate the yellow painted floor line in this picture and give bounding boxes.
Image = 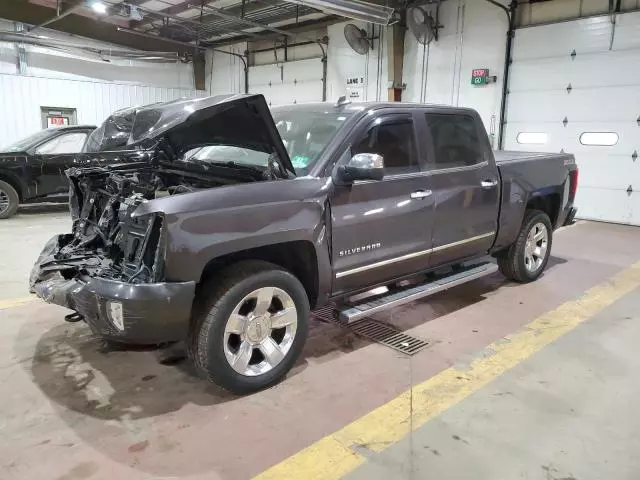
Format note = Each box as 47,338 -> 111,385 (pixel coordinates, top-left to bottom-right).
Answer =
256,262 -> 640,480
0,296 -> 36,310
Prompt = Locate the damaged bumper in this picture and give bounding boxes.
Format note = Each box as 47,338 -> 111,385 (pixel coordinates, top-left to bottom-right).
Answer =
30,235 -> 195,344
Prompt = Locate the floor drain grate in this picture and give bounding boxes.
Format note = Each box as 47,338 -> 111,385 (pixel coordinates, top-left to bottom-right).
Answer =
310,304 -> 338,323
310,305 -> 429,356
349,318 -> 430,356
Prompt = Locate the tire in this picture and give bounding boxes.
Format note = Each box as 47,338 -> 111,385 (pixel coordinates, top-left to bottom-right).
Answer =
188,260 -> 309,394
0,180 -> 19,219
497,209 -> 553,283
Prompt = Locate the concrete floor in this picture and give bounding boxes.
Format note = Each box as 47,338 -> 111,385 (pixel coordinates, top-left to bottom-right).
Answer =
1,208 -> 640,480
346,288 -> 640,480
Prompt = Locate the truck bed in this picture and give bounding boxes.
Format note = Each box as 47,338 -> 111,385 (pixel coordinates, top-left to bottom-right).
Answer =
492,149 -> 577,251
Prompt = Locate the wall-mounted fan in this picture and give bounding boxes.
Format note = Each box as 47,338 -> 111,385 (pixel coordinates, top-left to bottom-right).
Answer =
344,23 -> 371,55
407,5 -> 439,45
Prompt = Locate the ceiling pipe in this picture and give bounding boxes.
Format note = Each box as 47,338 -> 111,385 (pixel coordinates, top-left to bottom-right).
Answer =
117,26 -> 248,69
0,31 -> 181,61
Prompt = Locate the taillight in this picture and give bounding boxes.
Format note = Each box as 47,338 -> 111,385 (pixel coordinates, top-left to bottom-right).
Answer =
569,168 -> 579,199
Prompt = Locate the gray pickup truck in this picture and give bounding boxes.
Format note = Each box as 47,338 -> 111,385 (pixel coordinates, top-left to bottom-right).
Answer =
30,94 -> 578,393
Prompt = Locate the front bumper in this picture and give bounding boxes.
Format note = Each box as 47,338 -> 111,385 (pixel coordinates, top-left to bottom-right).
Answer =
30,236 -> 196,345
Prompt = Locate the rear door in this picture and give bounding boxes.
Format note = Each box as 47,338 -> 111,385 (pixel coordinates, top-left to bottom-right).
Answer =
32,131 -> 88,196
330,111 -> 435,294
423,110 -> 500,267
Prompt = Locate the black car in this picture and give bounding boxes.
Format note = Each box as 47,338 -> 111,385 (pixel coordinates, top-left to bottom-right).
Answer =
0,125 -> 96,219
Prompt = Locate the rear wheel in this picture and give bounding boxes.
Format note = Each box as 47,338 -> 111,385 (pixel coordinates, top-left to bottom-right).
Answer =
0,180 -> 19,219
498,210 -> 552,283
188,260 -> 309,394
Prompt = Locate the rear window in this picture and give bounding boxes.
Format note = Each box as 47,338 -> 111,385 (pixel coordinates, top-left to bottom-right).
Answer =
425,114 -> 484,169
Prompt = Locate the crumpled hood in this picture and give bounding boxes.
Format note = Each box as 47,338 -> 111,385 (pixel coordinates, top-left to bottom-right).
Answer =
83,94 -> 295,176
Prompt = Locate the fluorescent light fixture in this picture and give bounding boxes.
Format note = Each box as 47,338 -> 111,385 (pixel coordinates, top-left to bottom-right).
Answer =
287,0 -> 394,25
91,1 -> 108,14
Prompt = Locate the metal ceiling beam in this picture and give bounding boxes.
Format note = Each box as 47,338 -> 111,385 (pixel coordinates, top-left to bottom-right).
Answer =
190,3 -> 321,42
132,0 -> 275,29
0,0 -> 195,54
208,14 -> 340,47
104,1 -> 262,38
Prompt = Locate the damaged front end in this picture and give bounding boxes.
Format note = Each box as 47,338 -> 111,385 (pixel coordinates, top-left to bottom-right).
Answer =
30,161 -> 196,344
29,93 -> 293,344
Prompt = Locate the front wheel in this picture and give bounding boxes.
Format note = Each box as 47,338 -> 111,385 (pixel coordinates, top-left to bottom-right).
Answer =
498,210 -> 553,283
189,260 -> 309,394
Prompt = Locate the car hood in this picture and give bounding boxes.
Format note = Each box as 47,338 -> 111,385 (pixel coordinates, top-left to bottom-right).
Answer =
84,94 -> 295,176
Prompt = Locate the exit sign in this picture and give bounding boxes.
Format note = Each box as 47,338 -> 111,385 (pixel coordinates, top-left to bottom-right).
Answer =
471,68 -> 490,85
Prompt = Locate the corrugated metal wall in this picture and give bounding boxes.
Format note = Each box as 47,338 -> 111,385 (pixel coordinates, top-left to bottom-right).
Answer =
0,74 -> 204,148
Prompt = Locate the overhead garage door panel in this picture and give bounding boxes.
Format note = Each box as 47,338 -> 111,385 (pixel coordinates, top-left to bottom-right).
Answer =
505,122 -> 637,156
506,11 -> 640,225
575,188 -> 640,225
249,58 -> 323,106
509,52 -> 640,92
506,87 -> 640,123
513,15 -> 613,60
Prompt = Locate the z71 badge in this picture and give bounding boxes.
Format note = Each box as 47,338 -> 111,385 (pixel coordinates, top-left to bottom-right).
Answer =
339,242 -> 382,257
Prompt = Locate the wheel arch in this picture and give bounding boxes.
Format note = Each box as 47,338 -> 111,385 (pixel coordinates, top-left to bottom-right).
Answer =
0,171 -> 24,202
199,240 -> 321,309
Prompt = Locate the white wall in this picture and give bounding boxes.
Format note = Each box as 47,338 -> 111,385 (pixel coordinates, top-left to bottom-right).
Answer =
326,21 -> 388,102
403,0 -> 509,145
0,18 -> 204,147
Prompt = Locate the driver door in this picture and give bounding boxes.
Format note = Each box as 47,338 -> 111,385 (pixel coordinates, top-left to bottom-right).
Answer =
32,131 -> 88,196
330,112 -> 435,294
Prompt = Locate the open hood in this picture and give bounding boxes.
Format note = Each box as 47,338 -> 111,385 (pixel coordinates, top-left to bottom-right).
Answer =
83,94 -> 295,176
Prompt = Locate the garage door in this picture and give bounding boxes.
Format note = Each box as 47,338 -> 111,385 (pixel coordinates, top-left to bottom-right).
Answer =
249,57 -> 324,106
504,12 -> 640,225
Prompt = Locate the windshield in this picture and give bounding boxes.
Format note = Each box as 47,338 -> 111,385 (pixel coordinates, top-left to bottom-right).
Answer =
183,108 -> 352,176
2,129 -> 53,153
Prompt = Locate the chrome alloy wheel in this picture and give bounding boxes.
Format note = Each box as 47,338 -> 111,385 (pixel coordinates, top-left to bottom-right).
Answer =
0,188 -> 9,215
223,287 -> 298,377
524,222 -> 549,272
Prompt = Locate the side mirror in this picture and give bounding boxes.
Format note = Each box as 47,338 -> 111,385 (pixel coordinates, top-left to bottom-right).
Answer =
336,153 -> 384,185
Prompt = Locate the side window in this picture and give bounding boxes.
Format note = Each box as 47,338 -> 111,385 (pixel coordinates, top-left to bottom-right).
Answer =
426,114 -> 483,169
35,132 -> 87,155
352,119 -> 418,175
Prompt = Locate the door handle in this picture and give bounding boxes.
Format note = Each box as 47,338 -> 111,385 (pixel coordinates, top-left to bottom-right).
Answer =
410,190 -> 432,199
480,179 -> 498,189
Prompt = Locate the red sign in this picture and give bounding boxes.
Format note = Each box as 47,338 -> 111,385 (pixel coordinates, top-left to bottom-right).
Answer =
49,116 -> 65,126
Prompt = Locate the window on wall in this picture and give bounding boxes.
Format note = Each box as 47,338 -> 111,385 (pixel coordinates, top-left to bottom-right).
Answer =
426,114 -> 483,169
352,119 -> 418,175
579,132 -> 619,146
517,132 -> 548,144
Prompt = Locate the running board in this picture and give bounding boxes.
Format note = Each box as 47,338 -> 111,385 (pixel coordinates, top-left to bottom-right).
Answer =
339,261 -> 499,324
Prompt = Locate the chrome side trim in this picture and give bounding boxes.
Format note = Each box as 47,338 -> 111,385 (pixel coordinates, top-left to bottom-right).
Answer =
430,232 -> 495,253
335,232 -> 495,279
427,161 -> 489,175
